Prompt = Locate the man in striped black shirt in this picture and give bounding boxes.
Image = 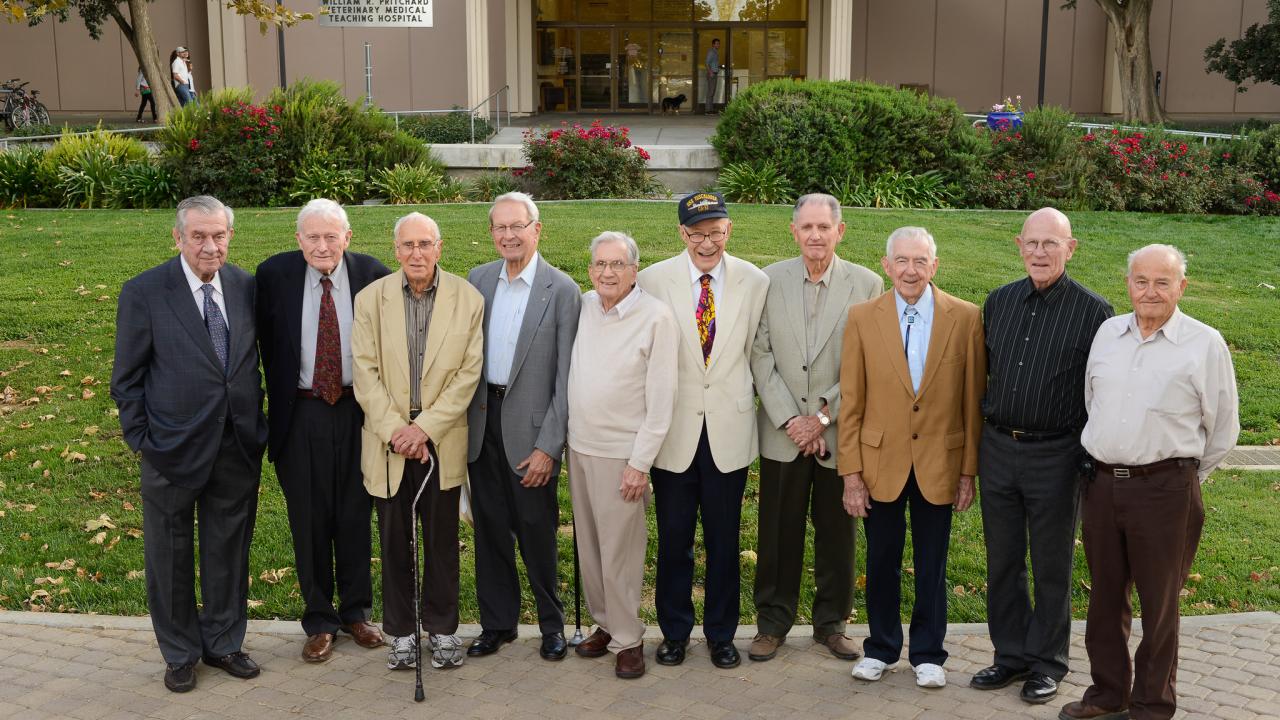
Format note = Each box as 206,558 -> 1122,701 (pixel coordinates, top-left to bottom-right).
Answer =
970,208 -> 1112,705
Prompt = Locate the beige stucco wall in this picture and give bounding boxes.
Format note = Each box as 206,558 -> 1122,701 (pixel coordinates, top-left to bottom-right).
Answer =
1,0 -> 1275,117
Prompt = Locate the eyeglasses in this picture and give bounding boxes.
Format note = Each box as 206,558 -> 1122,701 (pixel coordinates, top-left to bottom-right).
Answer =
590,260 -> 634,273
490,221 -> 534,235
396,239 -> 440,254
685,229 -> 727,243
1021,239 -> 1064,253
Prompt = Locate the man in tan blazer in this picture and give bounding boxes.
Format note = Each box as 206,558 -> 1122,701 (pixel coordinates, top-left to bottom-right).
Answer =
637,191 -> 768,670
352,212 -> 484,673
748,193 -> 883,663
838,226 -> 985,689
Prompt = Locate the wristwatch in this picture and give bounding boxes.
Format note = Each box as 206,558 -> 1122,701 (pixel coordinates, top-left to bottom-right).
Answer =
816,409 -> 831,427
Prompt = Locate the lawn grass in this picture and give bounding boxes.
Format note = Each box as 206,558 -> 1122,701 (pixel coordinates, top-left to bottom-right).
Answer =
1,202 -> 1277,627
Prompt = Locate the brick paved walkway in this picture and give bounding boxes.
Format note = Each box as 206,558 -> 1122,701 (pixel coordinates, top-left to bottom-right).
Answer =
1,611 -> 1276,720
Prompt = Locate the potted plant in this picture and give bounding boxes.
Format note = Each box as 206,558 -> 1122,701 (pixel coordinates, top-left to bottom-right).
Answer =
986,95 -> 1024,131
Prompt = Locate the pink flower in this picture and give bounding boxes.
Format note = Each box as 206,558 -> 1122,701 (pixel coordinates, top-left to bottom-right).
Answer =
1026,172 -> 1035,179
265,140 -> 274,148
636,147 -> 651,161
1161,174 -> 1169,181
188,138 -> 200,150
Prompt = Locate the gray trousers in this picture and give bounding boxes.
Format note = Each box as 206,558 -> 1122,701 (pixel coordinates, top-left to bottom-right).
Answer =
141,429 -> 260,665
977,423 -> 1082,680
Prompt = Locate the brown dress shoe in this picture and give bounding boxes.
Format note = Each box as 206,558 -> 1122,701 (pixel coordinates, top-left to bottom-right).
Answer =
1058,701 -> 1130,720
748,633 -> 784,661
302,633 -> 335,663
815,633 -> 861,661
341,621 -> 385,649
615,646 -> 645,679
575,628 -> 612,658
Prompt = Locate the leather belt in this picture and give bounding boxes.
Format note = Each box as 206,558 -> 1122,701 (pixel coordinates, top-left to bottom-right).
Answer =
487,383 -> 508,399
297,386 -> 353,399
989,424 -> 1074,442
1096,457 -> 1198,479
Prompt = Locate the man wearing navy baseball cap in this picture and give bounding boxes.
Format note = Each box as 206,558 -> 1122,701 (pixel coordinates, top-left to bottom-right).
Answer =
636,192 -> 769,669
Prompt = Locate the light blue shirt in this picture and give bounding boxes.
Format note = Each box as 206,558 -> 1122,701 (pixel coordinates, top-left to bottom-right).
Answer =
486,252 -> 540,384
894,284 -> 934,395
299,258 -> 353,389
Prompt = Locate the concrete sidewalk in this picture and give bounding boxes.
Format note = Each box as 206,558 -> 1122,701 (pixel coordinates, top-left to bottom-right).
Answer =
2,611 -> 1277,720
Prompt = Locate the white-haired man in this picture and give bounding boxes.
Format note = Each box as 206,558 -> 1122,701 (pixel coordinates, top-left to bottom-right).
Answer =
256,198 -> 391,663
1062,244 -> 1238,720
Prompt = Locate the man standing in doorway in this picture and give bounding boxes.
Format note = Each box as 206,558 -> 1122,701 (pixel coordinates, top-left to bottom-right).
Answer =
705,38 -> 720,115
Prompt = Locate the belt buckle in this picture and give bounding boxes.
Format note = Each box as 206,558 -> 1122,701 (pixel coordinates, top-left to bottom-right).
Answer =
1010,429 -> 1025,441
1113,467 -> 1130,479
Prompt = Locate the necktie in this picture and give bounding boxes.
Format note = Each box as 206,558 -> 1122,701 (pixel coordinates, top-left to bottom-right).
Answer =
696,273 -> 716,366
312,277 -> 342,405
201,284 -> 229,374
904,305 -> 921,394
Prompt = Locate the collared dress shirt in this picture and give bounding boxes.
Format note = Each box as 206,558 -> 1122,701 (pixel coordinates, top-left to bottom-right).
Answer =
403,270 -> 440,413
1081,309 -> 1240,481
894,284 -> 934,395
298,258 -> 355,389
803,259 -> 834,361
981,273 -> 1112,431
179,254 -> 227,324
486,252 -> 539,385
685,252 -> 725,310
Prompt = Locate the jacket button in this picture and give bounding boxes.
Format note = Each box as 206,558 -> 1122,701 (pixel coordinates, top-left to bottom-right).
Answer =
913,404 -> 920,412
801,365 -> 807,371
696,410 -> 703,416
217,416 -> 225,423
703,383 -> 709,389
800,397 -> 806,403
911,432 -> 918,440
480,404 -> 486,410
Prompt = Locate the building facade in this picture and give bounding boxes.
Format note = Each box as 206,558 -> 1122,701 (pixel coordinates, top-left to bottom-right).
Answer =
1,0 -> 1276,118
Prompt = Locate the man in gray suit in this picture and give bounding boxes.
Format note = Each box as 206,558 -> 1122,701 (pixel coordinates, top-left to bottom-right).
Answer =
111,196 -> 267,693
466,191 -> 581,660
748,193 -> 883,663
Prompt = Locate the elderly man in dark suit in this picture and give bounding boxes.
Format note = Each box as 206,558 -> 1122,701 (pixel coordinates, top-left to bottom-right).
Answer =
111,196 -> 268,693
466,191 -> 581,660
255,198 -> 390,663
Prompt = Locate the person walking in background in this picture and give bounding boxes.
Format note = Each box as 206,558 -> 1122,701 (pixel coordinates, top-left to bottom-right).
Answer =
704,38 -> 721,114
171,46 -> 195,107
134,67 -> 156,123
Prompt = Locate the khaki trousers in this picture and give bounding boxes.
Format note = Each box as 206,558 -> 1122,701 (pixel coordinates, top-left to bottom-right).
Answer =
568,448 -> 649,652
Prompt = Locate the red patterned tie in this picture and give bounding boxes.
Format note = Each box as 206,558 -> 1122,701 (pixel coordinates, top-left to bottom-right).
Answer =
313,277 -> 341,405
696,274 -> 716,366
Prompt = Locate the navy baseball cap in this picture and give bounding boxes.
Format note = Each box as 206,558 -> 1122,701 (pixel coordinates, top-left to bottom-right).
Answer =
678,191 -> 729,226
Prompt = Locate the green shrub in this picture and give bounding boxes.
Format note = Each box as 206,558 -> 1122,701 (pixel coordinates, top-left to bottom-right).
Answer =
1076,129 -> 1217,213
966,109 -> 1091,210
1232,123 -> 1280,191
43,125 -> 148,174
716,161 -> 794,204
287,159 -> 365,204
828,170 -> 952,209
466,170 -> 520,202
711,79 -> 986,197
56,148 -> 124,209
5,123 -> 56,138
372,163 -> 465,204
518,121 -> 654,200
107,161 -> 180,209
161,89 -> 284,207
0,147 -> 50,208
398,110 -> 496,144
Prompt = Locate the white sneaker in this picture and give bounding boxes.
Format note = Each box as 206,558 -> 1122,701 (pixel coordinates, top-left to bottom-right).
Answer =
429,634 -> 464,669
851,657 -> 897,681
386,634 -> 418,670
913,662 -> 947,688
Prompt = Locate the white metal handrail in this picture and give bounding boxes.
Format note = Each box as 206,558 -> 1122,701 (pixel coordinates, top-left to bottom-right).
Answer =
1,124 -> 160,149
383,85 -> 510,144
964,113 -> 1238,145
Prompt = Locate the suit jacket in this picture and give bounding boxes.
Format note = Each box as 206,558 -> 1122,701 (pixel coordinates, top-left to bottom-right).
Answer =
836,285 -> 986,504
466,256 -> 581,475
352,269 -> 484,497
752,256 -> 883,469
110,257 -> 267,488
637,252 -> 769,474
255,250 -> 390,462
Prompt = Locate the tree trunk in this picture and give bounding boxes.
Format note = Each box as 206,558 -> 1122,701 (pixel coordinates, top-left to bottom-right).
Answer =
112,0 -> 179,119
1097,0 -> 1166,124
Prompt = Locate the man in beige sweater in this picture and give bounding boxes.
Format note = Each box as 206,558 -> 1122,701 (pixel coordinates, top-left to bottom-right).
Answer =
567,232 -> 679,679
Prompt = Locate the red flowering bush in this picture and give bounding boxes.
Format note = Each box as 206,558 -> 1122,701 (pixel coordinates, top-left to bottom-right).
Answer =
518,120 -> 654,199
162,89 -> 283,206
1075,129 -> 1218,213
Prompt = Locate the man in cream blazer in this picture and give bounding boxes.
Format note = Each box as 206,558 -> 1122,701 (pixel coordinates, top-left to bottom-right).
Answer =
636,191 -> 768,670
838,226 -> 985,689
352,212 -> 484,672
749,193 -> 883,664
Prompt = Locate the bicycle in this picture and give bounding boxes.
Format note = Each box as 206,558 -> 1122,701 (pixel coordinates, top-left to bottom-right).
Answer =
2,78 -> 51,131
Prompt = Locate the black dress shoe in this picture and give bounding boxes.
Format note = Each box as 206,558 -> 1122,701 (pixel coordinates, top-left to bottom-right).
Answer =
655,638 -> 687,666
970,664 -> 1031,690
467,629 -> 518,657
202,651 -> 260,679
1021,672 -> 1059,704
164,662 -> 197,693
708,640 -> 741,669
540,632 -> 568,660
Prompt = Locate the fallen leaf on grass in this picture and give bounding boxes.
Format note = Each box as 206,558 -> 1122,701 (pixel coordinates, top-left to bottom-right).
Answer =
88,531 -> 106,545
33,577 -> 63,585
739,550 -> 757,564
44,559 -> 76,570
1187,573 -> 1202,582
38,414 -> 54,421
259,567 -> 294,584
28,460 -> 40,469
246,599 -> 264,609
83,425 -> 99,436
34,386 -> 53,395
125,528 -> 143,539
58,370 -> 71,377
80,389 -> 95,400
953,585 -> 967,596
126,570 -> 145,580
80,376 -> 95,386
83,514 -> 116,531
121,500 -> 134,511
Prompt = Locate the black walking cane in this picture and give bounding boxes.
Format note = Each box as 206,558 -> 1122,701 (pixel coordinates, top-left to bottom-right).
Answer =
409,448 -> 435,703
566,457 -> 585,647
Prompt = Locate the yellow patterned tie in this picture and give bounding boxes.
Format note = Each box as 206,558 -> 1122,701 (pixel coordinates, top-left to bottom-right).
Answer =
696,274 -> 716,366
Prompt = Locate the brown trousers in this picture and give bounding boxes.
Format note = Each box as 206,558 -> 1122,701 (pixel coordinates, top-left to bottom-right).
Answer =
1080,460 -> 1203,720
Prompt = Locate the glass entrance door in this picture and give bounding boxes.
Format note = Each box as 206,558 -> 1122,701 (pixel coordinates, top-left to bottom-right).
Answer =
695,30 -> 726,113
653,29 -> 693,113
578,28 -> 613,111
728,29 -> 765,102
618,31 -> 651,110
